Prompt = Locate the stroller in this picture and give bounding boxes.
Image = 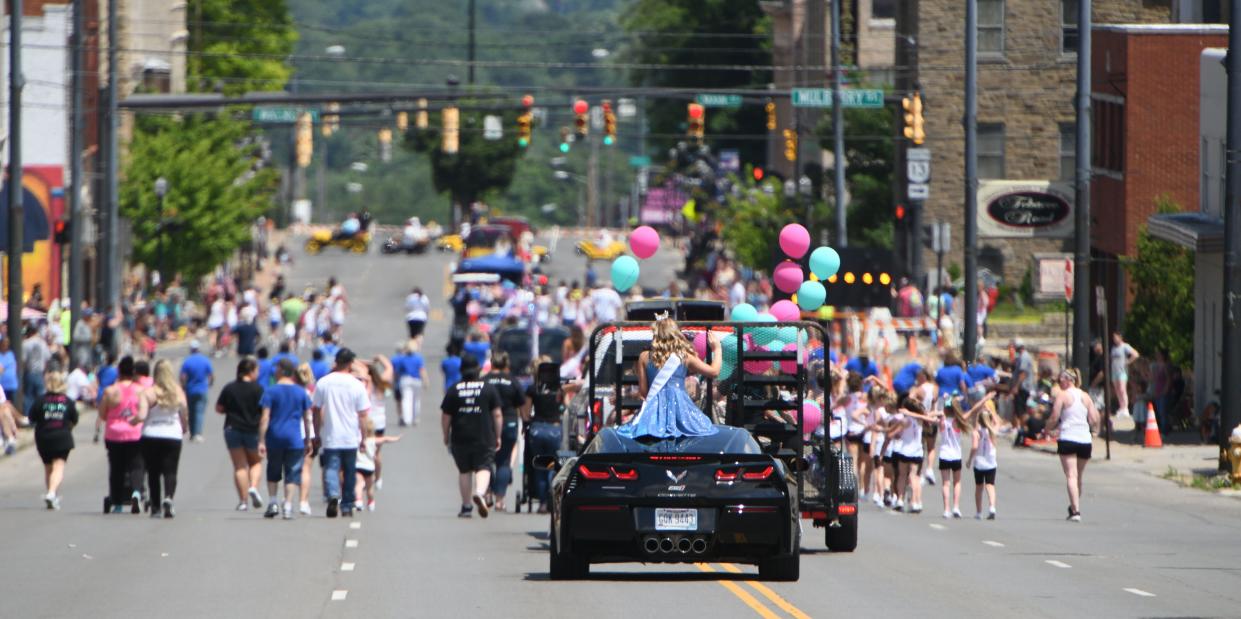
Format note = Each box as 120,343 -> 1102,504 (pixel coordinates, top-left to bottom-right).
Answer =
517,363 -> 564,513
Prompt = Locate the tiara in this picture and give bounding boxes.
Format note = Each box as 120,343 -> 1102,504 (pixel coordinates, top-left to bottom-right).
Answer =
654,310 -> 671,321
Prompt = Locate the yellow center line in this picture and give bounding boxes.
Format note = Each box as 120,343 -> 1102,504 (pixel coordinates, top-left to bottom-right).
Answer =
694,563 -> 781,619
719,563 -> 813,619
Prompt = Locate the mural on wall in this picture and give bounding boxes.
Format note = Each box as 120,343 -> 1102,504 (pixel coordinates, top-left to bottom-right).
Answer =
0,166 -> 65,302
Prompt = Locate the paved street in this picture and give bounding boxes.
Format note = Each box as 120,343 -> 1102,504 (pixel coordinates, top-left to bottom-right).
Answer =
1,236 -> 1239,619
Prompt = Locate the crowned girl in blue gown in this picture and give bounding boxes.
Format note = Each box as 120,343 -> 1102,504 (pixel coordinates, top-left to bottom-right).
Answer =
618,317 -> 721,439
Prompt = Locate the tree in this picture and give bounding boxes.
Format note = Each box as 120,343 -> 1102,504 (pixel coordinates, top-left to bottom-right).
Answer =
1122,197 -> 1195,368
121,116 -> 279,283
817,103 -> 894,248
187,0 -> 298,94
404,106 -> 523,222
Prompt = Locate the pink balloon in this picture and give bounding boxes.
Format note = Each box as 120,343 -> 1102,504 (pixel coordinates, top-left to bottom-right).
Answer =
629,226 -> 660,260
802,401 -> 823,435
773,260 -> 804,294
779,342 -> 799,374
692,331 -> 708,358
770,299 -> 800,322
779,223 -> 811,259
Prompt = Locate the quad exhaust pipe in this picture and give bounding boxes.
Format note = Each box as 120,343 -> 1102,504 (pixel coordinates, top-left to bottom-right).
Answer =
642,535 -> 709,555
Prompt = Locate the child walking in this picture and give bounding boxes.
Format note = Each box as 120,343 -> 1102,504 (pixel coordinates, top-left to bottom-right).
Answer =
356,418 -> 401,511
969,401 -> 1001,520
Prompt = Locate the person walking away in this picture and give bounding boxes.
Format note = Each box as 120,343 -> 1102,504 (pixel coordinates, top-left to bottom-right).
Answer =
310,349 -> 332,382
1046,369 -> 1100,522
1010,339 -> 1036,445
362,357 -> 394,489
22,326 -> 52,416
523,358 -> 564,513
1149,349 -> 1171,435
968,402 -> 1001,519
441,357 -> 502,518
216,358 -> 266,511
1110,332 -> 1139,419
483,353 -> 526,513
939,392 -> 996,519
312,348 -> 370,518
30,371 -> 78,509
405,288 -> 429,339
179,340 -> 214,442
355,418 -> 401,511
396,341 -> 427,427
442,343 -> 463,391
97,356 -> 144,514
893,398 -> 938,513
138,360 -> 187,518
0,338 -> 20,431
258,359 -> 313,519
232,315 -> 260,357
295,363 -> 318,515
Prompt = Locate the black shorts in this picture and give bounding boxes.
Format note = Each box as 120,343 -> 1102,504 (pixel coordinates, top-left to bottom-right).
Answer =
1057,440 -> 1092,460
451,445 -> 495,473
974,468 -> 997,485
36,445 -> 71,465
899,453 -> 923,464
883,455 -> 896,465
375,428 -> 386,437
938,459 -> 962,472
846,433 -> 864,445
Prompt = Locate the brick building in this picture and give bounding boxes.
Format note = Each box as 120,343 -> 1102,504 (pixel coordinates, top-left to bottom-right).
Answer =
895,0 -> 1170,291
1090,24 -> 1228,328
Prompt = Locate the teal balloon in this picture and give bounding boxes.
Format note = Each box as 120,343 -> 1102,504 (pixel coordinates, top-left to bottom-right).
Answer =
797,281 -> 827,311
775,326 -> 799,346
809,246 -> 841,280
751,313 -> 778,346
730,303 -> 759,322
610,255 -> 640,291
718,334 -> 740,380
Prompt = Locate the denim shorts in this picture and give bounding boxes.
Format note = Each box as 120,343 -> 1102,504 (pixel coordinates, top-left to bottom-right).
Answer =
266,446 -> 305,483
223,426 -> 260,451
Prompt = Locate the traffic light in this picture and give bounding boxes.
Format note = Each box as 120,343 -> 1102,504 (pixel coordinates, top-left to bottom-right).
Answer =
602,100 -> 616,146
573,99 -> 589,139
396,111 -> 408,132
415,98 -> 428,130
295,111 -> 313,167
377,127 -> 393,162
518,94 -> 534,148
687,103 -> 705,143
322,102 -> 340,138
782,129 -> 797,162
765,100 -> 777,131
442,106 -> 459,154
902,92 -> 925,145
559,126 -> 571,153
753,167 -> 764,181
895,204 -> 906,221
53,219 -> 69,244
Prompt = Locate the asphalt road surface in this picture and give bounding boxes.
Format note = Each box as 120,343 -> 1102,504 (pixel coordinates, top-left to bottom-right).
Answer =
1,234 -> 1238,618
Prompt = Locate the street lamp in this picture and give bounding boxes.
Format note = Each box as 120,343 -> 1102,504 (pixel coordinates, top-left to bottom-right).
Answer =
153,177 -> 169,289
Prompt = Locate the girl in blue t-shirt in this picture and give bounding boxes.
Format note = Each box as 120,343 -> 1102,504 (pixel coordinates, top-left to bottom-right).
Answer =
442,343 -> 463,391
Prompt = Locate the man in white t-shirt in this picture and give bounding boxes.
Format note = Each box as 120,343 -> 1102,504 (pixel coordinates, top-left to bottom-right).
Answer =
312,348 -> 370,518
590,284 -> 624,323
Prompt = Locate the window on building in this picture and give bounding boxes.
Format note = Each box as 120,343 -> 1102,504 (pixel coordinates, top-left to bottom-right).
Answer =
1062,0 -> 1079,53
1092,101 -> 1125,174
979,123 -> 1005,179
1060,123 -> 1076,180
872,0 -> 896,20
979,0 -> 1005,54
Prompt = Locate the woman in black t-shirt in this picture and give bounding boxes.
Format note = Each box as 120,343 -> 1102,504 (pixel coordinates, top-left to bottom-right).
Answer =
216,358 -> 267,511
30,371 -> 79,510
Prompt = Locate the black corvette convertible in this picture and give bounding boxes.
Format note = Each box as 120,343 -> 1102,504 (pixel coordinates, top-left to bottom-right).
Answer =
543,425 -> 800,581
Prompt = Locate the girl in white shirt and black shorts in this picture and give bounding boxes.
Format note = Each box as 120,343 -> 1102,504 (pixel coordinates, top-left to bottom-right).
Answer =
1047,368 -> 1099,522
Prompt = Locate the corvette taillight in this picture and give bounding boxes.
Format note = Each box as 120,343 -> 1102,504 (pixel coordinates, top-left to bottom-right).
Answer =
577,464 -> 611,480
716,465 -> 773,482
577,464 -> 639,481
742,465 -> 774,480
714,468 -> 739,482
612,467 -> 639,481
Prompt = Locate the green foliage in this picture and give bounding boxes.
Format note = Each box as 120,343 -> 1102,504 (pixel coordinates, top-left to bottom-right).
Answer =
720,178 -> 828,270
121,115 -> 278,283
817,104 -> 894,248
404,105 -> 522,211
187,0 -> 298,94
622,0 -> 772,165
1123,197 -> 1195,368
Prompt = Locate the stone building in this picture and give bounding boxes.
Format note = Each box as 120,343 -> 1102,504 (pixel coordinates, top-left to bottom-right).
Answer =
895,0 -> 1171,292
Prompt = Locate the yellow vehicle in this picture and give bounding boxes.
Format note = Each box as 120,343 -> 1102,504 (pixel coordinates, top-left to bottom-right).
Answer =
532,244 -> 551,263
437,234 -> 464,253
575,239 -> 627,261
304,229 -> 371,255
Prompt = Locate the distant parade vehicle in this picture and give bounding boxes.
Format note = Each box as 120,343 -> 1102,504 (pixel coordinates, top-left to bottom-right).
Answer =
540,315 -> 858,581
380,234 -> 429,254
304,228 -> 370,255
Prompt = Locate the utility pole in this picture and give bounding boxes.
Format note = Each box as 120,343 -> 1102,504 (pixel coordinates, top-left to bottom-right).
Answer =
587,130 -> 599,228
1073,0 -> 1093,379
1220,0 -> 1241,469
68,0 -> 85,356
830,0 -> 846,247
8,0 -> 24,412
962,0 -> 979,362
102,0 -> 119,310
467,0 -> 476,85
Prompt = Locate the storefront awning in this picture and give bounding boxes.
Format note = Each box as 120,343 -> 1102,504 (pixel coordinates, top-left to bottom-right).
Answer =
1147,212 -> 1224,253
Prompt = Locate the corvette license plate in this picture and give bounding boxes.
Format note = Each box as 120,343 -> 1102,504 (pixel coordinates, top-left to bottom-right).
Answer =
655,508 -> 698,531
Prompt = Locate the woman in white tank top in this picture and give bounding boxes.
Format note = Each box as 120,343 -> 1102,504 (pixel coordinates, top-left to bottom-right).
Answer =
1047,369 -> 1100,522
893,397 -> 941,514
968,404 -> 1000,520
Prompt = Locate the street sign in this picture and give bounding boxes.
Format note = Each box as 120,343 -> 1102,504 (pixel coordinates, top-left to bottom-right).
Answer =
719,149 -> 740,173
695,93 -> 742,108
791,88 -> 885,108
907,147 -> 931,182
252,107 -> 318,123
930,221 -> 951,254
628,155 -> 651,167
908,183 -> 929,200
1064,258 -> 1074,301
617,98 -> 637,118
1095,284 -> 1106,317
483,115 -> 503,140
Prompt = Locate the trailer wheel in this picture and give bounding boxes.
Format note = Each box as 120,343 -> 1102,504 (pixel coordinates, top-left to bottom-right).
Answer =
825,513 -> 858,552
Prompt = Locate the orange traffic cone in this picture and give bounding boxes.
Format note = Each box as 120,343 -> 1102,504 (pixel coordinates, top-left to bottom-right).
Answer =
1143,402 -> 1163,449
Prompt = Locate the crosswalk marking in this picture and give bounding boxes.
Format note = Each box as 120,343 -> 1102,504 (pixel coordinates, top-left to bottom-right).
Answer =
331,590 -> 348,601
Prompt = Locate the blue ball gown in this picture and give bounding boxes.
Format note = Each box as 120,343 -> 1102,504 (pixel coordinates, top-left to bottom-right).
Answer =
617,356 -> 718,439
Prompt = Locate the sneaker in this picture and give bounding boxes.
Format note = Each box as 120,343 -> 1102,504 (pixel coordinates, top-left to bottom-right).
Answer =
987,509 -> 996,520
458,505 -> 473,518
282,502 -> 294,520
45,493 -> 56,510
893,499 -> 904,512
375,478 -> 383,491
248,487 -> 264,509
162,498 -> 175,519
473,494 -> 489,518
103,496 -> 112,514
299,502 -> 312,516
4,440 -> 15,455
236,503 -> 249,512
910,503 -> 923,514
326,497 -> 340,518
130,491 -> 142,514
872,494 -> 884,508
341,508 -> 354,518
924,471 -> 937,486
1069,513 -> 1082,523
367,500 -> 376,512
975,513 -> 983,520
192,435 -> 205,443
952,509 -> 962,519
264,503 -> 280,519
150,508 -> 163,519
942,510 -> 952,519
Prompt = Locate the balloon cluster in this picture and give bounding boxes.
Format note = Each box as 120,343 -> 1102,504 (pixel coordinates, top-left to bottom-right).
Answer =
610,225 -> 661,291
775,224 -> 840,312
